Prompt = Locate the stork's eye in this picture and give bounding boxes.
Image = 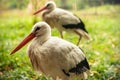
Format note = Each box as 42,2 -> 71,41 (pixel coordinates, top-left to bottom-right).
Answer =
35,27 -> 41,31
46,4 -> 50,7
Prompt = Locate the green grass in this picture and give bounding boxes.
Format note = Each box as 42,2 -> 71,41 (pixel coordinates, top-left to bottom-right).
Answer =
0,5 -> 120,80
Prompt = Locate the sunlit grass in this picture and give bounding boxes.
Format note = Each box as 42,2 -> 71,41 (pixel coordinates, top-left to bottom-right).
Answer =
0,5 -> 120,80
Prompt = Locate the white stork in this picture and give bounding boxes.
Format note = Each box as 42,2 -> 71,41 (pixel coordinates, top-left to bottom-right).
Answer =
10,22 -> 90,80
33,1 -> 90,45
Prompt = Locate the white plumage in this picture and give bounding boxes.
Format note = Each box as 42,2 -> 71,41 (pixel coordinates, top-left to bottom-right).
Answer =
11,22 -> 90,80
34,1 -> 90,45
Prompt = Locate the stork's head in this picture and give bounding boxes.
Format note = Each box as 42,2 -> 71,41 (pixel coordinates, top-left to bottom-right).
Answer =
10,22 -> 51,55
33,1 -> 56,15
32,22 -> 51,37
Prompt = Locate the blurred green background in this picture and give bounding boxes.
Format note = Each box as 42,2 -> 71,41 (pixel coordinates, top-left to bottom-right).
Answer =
0,0 -> 120,80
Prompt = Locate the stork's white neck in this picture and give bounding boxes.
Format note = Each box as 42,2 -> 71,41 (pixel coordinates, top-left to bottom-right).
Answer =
42,8 -> 54,18
34,32 -> 51,45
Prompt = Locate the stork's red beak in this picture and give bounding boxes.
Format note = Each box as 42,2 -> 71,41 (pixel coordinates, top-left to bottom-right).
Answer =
10,33 -> 35,55
33,6 -> 47,15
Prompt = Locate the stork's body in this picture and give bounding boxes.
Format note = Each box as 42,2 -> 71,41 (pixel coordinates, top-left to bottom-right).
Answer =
28,37 -> 90,80
34,1 -> 90,45
11,22 -> 90,80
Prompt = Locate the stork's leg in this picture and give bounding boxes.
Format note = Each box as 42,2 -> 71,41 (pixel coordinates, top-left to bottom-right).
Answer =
77,35 -> 82,46
60,31 -> 64,39
74,30 -> 82,46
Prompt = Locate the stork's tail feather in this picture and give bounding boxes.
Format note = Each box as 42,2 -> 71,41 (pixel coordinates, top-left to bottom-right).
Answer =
70,70 -> 90,80
76,70 -> 90,80
83,69 -> 91,80
78,66 -> 90,80
74,29 -> 91,40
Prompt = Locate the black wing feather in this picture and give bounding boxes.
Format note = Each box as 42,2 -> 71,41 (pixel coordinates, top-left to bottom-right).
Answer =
69,58 -> 90,74
62,19 -> 88,33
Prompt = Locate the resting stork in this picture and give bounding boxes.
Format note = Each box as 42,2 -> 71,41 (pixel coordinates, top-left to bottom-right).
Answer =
10,22 -> 90,80
33,1 -> 90,45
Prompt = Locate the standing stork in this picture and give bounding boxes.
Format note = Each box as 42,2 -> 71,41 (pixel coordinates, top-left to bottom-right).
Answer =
33,1 -> 90,45
10,22 -> 90,80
